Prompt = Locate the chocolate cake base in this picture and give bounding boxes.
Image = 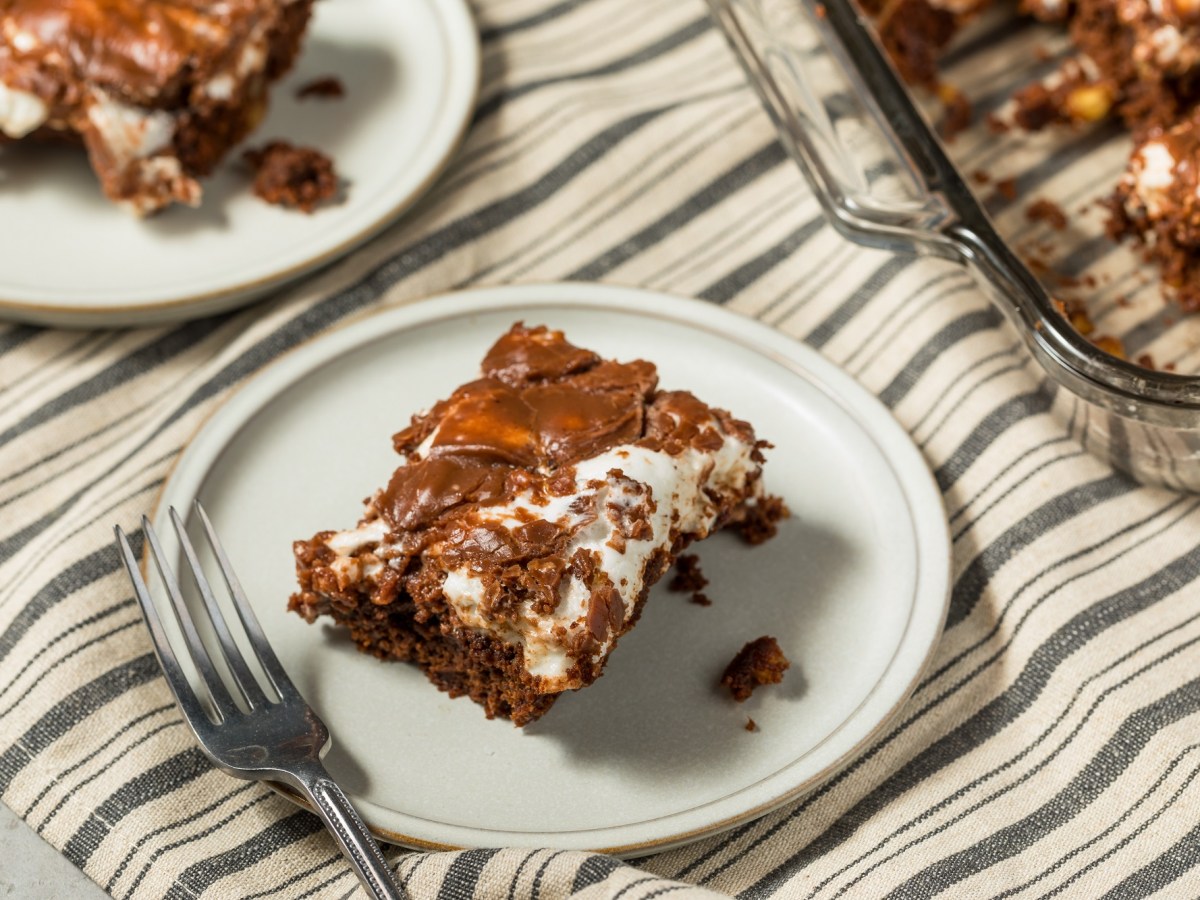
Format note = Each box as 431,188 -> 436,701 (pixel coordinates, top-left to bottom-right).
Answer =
292,533 -> 681,725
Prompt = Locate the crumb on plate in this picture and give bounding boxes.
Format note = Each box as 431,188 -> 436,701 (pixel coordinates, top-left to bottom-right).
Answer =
243,141 -> 339,213
296,76 -> 346,100
721,636 -> 790,702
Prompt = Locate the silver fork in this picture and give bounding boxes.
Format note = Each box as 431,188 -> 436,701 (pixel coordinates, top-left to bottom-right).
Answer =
114,502 -> 406,900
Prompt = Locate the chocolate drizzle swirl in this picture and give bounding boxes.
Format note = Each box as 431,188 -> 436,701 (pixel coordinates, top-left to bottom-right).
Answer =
380,324 -> 658,533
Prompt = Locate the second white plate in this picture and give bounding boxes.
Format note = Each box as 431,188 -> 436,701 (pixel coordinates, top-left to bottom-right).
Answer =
151,283 -> 950,856
0,0 -> 479,327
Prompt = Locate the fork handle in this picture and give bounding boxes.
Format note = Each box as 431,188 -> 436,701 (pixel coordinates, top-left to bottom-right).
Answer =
293,768 -> 408,900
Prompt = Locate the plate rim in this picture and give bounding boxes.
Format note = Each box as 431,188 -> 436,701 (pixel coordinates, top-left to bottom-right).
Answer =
0,0 -> 480,327
149,282 -> 951,858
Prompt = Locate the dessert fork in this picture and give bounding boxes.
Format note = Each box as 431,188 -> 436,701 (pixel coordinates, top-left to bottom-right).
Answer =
114,502 -> 406,900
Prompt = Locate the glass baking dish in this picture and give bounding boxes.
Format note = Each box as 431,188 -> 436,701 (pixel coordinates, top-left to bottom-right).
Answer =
706,0 -> 1200,492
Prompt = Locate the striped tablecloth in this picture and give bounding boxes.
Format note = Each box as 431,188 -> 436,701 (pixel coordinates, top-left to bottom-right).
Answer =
4,0 -> 1200,897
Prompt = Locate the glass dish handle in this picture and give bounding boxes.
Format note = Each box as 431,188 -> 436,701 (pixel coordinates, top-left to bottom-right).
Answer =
707,0 -> 1200,416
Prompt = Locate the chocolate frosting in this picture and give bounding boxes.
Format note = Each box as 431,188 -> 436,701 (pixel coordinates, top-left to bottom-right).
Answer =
380,324 -> 658,533
480,324 -> 600,384
381,457 -> 510,533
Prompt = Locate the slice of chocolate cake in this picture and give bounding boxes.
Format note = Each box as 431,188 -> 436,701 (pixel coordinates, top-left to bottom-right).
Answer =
0,0 -> 314,214
289,323 -> 778,726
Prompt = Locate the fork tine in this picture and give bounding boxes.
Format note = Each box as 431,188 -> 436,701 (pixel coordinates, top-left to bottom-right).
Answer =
114,525 -> 214,732
170,507 -> 272,710
142,515 -> 237,720
194,501 -> 298,701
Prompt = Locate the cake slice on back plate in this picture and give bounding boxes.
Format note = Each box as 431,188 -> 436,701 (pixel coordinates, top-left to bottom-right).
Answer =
0,0 -> 314,213
289,323 -> 785,726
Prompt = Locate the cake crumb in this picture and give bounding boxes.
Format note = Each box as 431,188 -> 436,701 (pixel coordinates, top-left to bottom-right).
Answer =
296,76 -> 346,100
1136,353 -> 1156,369
938,83 -> 971,141
244,141 -> 339,213
1091,335 -> 1126,358
1012,81 -> 1065,131
745,717 -> 759,732
1026,198 -> 1068,231
730,495 -> 789,545
972,170 -> 991,185
670,554 -> 708,592
721,636 -> 790,702
1053,296 -> 1094,336
1025,255 -> 1051,276
669,555 -> 713,605
996,178 -> 1018,200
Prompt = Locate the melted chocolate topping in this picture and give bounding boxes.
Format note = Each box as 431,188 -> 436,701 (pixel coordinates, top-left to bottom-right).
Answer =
481,325 -> 600,385
379,324 -> 659,533
381,457 -> 509,532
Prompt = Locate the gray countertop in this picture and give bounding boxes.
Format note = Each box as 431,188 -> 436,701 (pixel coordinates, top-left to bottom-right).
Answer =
1,799 -> 108,899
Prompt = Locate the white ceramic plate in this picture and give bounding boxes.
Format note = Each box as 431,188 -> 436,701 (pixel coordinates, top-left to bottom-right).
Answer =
150,284 -> 950,856
0,0 -> 478,328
